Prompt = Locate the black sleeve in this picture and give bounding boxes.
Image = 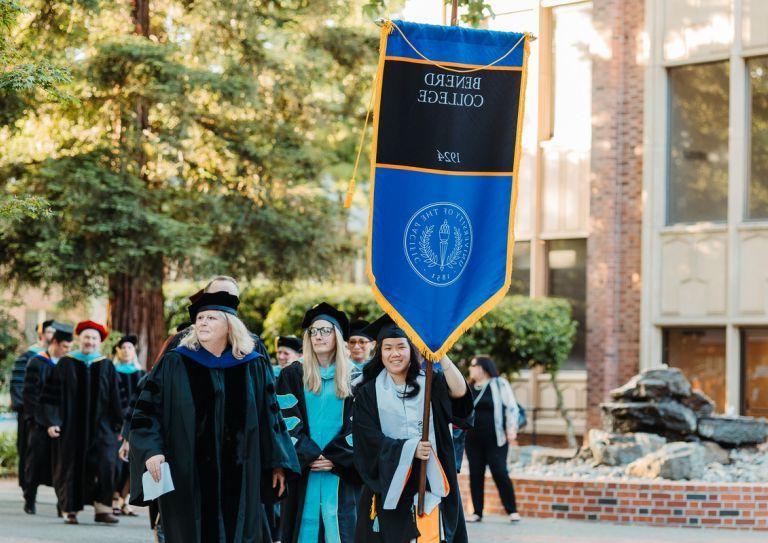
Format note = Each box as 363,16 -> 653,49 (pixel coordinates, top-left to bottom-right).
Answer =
129,357 -> 167,463
40,360 -> 64,428
22,358 -> 43,423
275,363 -> 322,471
10,351 -> 31,411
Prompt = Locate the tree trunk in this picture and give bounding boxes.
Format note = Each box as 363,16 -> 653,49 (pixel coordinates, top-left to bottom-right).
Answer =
547,368 -> 578,449
106,0 -> 166,369
108,264 -> 166,369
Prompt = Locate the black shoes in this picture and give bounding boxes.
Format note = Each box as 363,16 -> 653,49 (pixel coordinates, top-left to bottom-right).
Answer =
94,512 -> 120,524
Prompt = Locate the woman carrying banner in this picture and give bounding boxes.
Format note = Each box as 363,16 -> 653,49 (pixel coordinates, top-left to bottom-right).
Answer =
276,302 -> 358,543
128,291 -> 300,543
464,355 -> 520,523
352,314 -> 474,543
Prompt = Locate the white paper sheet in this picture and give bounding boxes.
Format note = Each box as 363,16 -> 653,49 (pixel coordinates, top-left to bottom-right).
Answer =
142,462 -> 175,500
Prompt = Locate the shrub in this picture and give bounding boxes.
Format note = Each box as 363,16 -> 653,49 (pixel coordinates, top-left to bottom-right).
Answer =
262,283 -> 381,348
0,305 -> 21,397
0,431 -> 18,476
451,295 -> 577,376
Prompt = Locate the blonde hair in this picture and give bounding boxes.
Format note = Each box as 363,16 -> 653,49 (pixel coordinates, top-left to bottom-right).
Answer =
204,275 -> 239,294
179,311 -> 254,359
302,326 -> 352,399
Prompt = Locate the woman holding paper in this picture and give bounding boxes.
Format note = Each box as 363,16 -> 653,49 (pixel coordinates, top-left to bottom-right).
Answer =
129,291 -> 300,543
351,314 -> 474,543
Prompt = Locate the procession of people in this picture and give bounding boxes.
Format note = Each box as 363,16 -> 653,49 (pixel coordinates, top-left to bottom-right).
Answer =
9,275 -> 522,542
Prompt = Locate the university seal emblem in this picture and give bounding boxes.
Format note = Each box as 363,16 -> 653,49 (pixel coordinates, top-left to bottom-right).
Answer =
403,202 -> 473,287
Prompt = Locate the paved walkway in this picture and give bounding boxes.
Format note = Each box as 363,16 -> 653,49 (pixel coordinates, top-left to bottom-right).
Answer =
1,480 -> 765,542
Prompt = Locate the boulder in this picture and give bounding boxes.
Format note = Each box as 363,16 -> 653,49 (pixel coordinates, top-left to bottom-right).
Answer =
530,448 -> 575,466
584,429 -> 666,466
626,442 -> 706,480
697,415 -> 768,447
609,367 -> 692,401
701,441 -> 731,465
680,390 -> 716,418
601,400 -> 698,438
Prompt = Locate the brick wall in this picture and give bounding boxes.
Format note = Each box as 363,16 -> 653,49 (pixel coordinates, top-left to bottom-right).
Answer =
586,0 -> 645,429
459,474 -> 768,531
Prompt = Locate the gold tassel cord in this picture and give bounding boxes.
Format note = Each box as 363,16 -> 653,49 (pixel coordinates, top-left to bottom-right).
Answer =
389,20 -> 528,74
344,21 -> 393,209
343,69 -> 378,209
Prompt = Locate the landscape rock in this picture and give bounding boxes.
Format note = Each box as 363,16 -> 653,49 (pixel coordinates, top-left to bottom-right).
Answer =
626,442 -> 705,480
584,429 -> 666,466
697,415 -> 768,447
609,367 -> 692,401
701,441 -> 730,465
601,400 -> 697,437
531,448 -> 575,465
680,390 -> 716,418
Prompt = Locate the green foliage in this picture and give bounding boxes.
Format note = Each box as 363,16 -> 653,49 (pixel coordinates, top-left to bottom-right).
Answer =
0,305 -> 21,393
0,431 -> 18,476
451,295 -> 577,376
0,195 -> 51,223
0,0 -> 381,296
0,0 -> 74,107
262,283 -> 381,347
363,0 -> 491,27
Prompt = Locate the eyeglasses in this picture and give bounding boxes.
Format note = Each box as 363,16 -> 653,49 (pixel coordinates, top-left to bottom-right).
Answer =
348,339 -> 370,347
309,327 -> 334,338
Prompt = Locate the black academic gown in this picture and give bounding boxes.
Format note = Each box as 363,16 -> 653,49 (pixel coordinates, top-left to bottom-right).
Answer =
352,371 -> 474,543
276,362 -> 359,543
22,352 -> 57,490
11,347 -> 41,490
40,355 -> 125,512
114,367 -> 145,493
128,349 -> 300,543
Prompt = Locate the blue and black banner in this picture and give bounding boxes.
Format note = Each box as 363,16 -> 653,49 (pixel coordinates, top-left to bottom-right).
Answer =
367,20 -> 530,360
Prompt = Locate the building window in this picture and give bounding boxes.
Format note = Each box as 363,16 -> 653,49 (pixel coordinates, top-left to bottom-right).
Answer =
667,61 -> 729,225
663,328 -> 726,411
551,1 -> 592,147
546,239 -> 586,368
742,329 -> 768,417
509,241 -> 530,296
747,56 -> 768,220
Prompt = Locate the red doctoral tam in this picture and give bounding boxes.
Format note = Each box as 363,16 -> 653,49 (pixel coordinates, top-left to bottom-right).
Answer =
75,320 -> 109,341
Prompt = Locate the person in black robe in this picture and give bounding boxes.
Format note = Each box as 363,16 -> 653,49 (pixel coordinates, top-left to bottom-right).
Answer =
276,302 -> 359,543
352,315 -> 474,543
129,291 -> 300,543
11,319 -> 55,496
111,334 -> 145,516
40,320 -> 125,525
21,322 -> 73,514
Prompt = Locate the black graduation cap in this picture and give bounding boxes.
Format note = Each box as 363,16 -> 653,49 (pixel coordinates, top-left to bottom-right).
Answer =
37,319 -> 55,334
117,334 -> 138,348
188,292 -> 240,321
363,314 -> 409,343
301,302 -> 350,341
277,335 -> 303,353
349,319 -> 373,341
51,322 -> 73,343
